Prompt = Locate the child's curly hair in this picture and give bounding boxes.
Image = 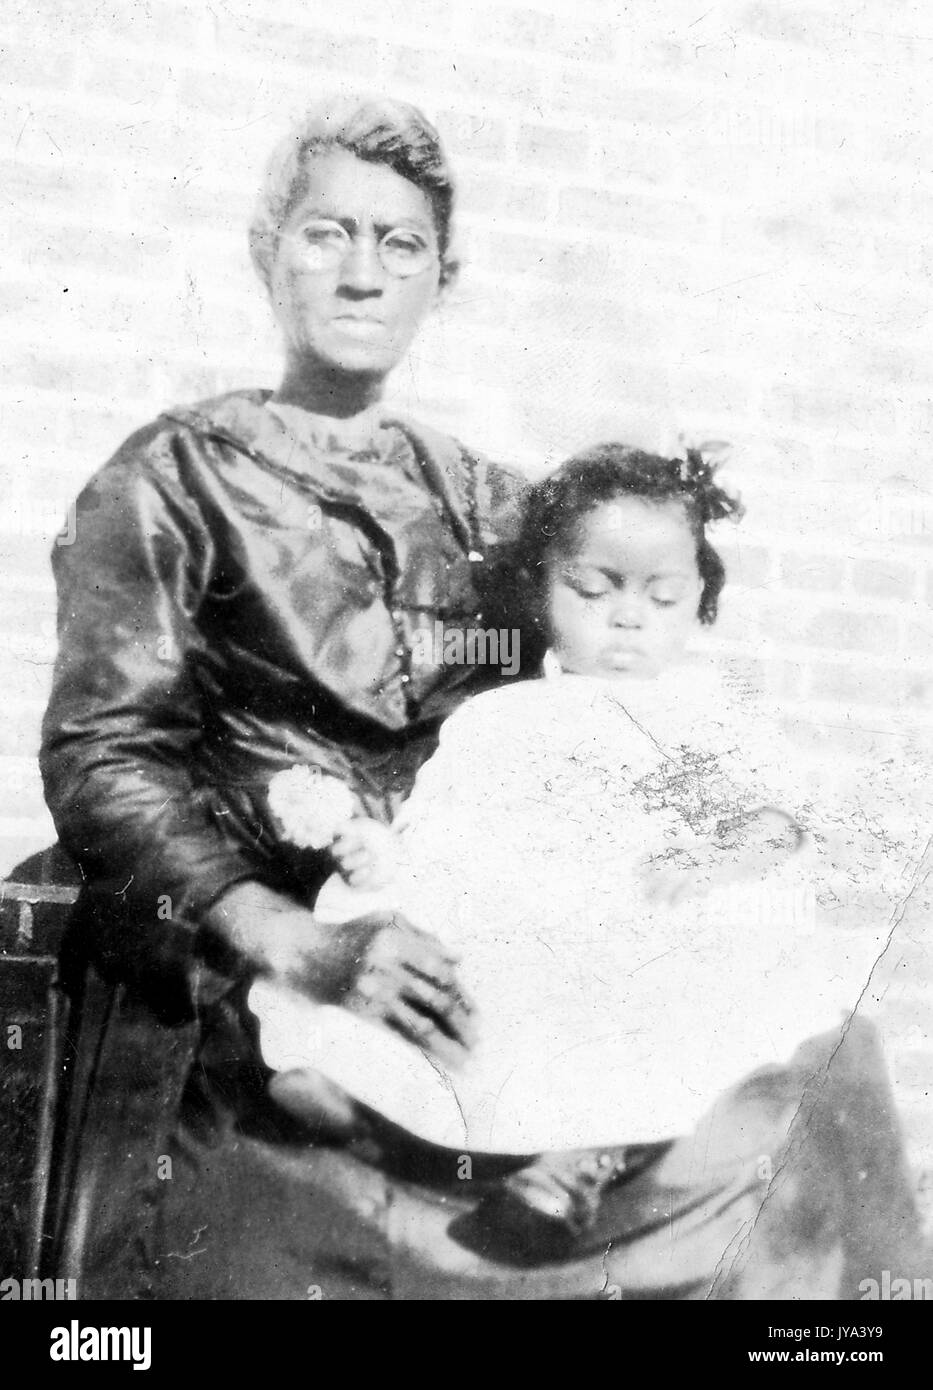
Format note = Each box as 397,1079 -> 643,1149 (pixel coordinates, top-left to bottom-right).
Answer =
516,443 -> 744,626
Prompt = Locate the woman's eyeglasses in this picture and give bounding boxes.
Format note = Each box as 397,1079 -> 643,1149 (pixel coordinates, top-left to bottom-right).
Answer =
294,220 -> 438,278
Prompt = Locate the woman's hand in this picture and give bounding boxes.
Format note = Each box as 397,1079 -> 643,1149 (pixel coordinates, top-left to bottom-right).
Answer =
328,911 -> 477,1068
203,882 -> 476,1067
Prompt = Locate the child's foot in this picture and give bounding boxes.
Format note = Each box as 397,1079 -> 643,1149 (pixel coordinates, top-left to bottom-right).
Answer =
267,1067 -> 371,1144
474,1148 -> 640,1260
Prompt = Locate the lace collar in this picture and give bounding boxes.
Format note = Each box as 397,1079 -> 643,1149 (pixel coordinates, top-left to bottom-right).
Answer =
264,398 -> 389,459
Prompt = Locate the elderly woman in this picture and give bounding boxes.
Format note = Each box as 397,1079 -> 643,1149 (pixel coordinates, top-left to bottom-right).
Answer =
43,98 -> 519,1059
40,98 -> 922,1301
41,96 -> 523,1290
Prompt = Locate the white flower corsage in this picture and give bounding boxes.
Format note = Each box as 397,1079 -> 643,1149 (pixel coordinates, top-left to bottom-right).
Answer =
267,765 -> 356,850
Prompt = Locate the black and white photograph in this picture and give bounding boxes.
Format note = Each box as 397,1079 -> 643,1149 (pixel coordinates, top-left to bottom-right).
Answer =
2,0 -> 932,1329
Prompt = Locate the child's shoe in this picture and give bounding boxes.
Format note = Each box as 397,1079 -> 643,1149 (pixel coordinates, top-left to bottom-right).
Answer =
471,1146 -> 658,1261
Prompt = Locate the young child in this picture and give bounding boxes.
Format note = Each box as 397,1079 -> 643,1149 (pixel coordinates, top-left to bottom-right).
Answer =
251,446 -> 875,1176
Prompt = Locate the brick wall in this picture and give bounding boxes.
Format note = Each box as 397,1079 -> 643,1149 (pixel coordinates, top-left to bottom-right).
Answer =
3,1 -> 932,1193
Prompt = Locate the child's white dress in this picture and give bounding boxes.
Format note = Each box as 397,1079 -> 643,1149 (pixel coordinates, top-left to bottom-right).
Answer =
250,655 -> 885,1153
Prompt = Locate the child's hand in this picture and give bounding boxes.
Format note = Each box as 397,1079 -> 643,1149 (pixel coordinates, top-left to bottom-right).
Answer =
331,818 -> 397,890
711,806 -> 804,885
638,808 -> 804,906
638,854 -> 713,908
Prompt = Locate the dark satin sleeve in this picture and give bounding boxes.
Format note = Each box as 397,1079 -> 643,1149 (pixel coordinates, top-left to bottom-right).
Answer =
39,425 -> 261,931
481,455 -> 529,545
472,455 -> 542,653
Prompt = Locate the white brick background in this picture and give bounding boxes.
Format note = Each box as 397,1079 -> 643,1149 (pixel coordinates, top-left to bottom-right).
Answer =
2,1 -> 932,1193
